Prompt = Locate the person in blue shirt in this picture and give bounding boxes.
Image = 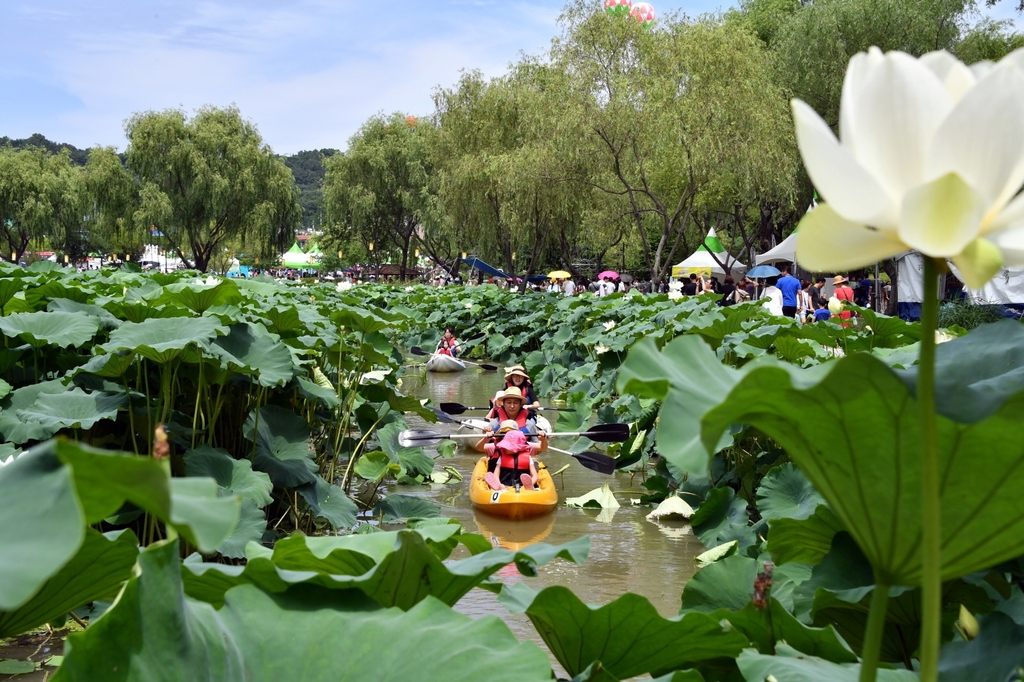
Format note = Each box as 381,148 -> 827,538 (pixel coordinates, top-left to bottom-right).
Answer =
776,264 -> 802,318
813,300 -> 831,322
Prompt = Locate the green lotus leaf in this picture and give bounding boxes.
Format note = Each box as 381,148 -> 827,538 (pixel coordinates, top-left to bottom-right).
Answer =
701,351 -> 1024,585
0,311 -> 100,348
74,350 -> 136,378
767,505 -> 843,566
46,298 -> 121,330
294,375 -> 342,408
157,279 -> 242,314
691,487 -> 756,550
373,494 -> 440,521
24,280 -> 90,308
101,317 -> 227,364
216,500 -> 267,559
208,322 -> 294,387
498,583 -> 749,679
101,300 -> 190,323
183,445 -> 273,507
0,529 -> 138,638
297,477 -> 358,529
330,304 -> 393,334
15,387 -> 126,433
0,380 -> 76,444
937,612 -> 1024,682
0,278 -> 24,314
183,530 -> 588,611
755,462 -> 825,522
56,540 -> 553,682
259,305 -> 303,335
736,643 -> 918,682
243,405 -> 317,489
375,421 -> 434,477
897,319 -> 1024,423
617,336 -> 742,478
681,555 -> 759,614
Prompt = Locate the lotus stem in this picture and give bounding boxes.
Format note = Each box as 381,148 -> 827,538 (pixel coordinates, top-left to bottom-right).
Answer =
122,377 -> 139,455
918,257 -> 941,682
859,578 -> 890,682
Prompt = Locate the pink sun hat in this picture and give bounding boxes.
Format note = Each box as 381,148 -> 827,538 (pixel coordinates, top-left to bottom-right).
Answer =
496,430 -> 528,453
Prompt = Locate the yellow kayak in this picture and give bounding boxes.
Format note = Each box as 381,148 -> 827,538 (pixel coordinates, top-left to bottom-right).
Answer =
469,457 -> 558,519
474,510 -> 555,551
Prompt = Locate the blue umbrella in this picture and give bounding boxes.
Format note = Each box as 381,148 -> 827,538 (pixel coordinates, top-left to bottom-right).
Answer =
746,265 -> 781,278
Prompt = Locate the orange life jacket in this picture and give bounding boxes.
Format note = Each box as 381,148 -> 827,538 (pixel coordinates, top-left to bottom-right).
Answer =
494,405 -> 529,428
498,449 -> 532,473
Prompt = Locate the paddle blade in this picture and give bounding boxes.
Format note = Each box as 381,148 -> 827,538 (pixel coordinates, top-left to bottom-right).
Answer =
582,423 -> 631,443
439,402 -> 469,415
430,408 -> 460,424
477,363 -> 499,371
572,451 -> 617,475
398,429 -> 445,447
409,346 -> 430,356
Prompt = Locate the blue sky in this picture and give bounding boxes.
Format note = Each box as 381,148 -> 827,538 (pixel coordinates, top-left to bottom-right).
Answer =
1,1 -> 1019,155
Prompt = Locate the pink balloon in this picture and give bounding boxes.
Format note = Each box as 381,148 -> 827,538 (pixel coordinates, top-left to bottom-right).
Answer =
630,2 -> 656,26
603,0 -> 632,15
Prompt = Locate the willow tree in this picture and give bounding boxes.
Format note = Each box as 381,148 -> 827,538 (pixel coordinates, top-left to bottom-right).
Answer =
125,106 -> 300,272
0,147 -> 70,262
433,64 -> 590,289
551,3 -> 798,282
323,113 -> 432,280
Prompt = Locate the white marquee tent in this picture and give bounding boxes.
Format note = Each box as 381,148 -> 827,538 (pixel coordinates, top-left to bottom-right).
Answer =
671,228 -> 747,279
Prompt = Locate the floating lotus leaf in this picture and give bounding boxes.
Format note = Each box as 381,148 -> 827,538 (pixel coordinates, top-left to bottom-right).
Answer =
101,317 -> 227,364
0,311 -> 100,348
56,540 -> 554,682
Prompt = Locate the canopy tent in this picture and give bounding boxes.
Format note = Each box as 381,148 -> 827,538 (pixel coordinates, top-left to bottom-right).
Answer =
460,257 -> 548,283
281,241 -> 310,268
671,228 -> 747,279
959,266 -> 1024,306
307,243 -> 324,260
755,232 -> 798,265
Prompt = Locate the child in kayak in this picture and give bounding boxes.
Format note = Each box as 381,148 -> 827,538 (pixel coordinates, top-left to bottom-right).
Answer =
484,426 -> 543,491
436,327 -> 461,356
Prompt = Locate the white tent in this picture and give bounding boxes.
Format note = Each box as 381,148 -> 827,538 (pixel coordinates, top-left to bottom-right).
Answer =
963,267 -> 1024,304
755,233 -> 797,265
671,228 -> 747,279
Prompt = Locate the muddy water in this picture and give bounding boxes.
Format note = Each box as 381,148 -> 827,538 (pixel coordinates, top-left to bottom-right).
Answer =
398,363 -> 704,668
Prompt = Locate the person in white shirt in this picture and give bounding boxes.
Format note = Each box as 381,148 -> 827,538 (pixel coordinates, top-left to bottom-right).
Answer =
760,276 -> 784,316
597,277 -> 614,297
563,279 -> 576,296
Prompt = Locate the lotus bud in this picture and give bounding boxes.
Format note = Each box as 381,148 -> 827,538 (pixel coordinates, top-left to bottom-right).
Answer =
828,296 -> 844,316
958,605 -> 979,640
936,330 -> 957,344
595,344 -> 609,355
603,320 -> 616,331
753,561 -> 774,610
153,424 -> 170,460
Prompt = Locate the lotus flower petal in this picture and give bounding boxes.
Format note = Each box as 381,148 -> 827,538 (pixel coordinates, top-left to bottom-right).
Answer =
920,50 -> 976,102
842,50 -> 951,200
927,63 -> 1024,214
791,100 -> 892,226
795,204 -> 906,272
839,47 -> 885,152
899,173 -> 985,257
951,238 -> 1004,289
990,226 -> 1024,266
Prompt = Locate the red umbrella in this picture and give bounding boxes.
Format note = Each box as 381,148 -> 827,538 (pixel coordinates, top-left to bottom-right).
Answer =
598,270 -> 619,280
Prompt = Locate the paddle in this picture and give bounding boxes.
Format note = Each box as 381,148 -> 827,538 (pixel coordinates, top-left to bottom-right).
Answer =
409,346 -> 499,371
439,402 -> 575,415
441,413 -> 616,474
398,422 -> 630,448
544,445 -> 617,475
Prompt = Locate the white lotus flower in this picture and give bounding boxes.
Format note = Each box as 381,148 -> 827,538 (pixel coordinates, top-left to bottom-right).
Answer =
667,290 -> 682,301
792,47 -> 1024,288
603,320 -> 616,331
464,303 -> 473,309
205,276 -> 218,286
0,454 -> 16,467
595,344 -> 609,355
336,281 -> 353,291
405,286 -> 414,292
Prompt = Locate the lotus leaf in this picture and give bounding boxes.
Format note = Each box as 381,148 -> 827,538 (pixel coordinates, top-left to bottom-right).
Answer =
0,380 -> 75,444
0,311 -> 100,348
756,463 -> 825,522
499,583 -> 749,679
102,317 -> 227,364
767,504 -> 843,566
216,500 -> 267,559
701,351 -> 1024,585
0,529 -> 138,638
681,555 -> 759,613
243,405 -> 317,489
158,280 -> 242,314
375,421 -> 434,477
736,643 -> 918,682
55,541 -> 554,682
184,531 -> 588,613
566,482 -> 620,509
691,487 -> 756,550
183,445 -> 273,507
373,494 -> 440,521
15,387 -> 126,434
353,450 -> 398,482
937,612 -> 1024,682
46,299 -> 121,330
207,322 -> 294,386
297,477 -> 358,529
102,300 -> 190,323
75,351 -> 135,378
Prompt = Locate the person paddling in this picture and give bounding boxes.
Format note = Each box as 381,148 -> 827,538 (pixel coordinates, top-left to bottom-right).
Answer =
476,386 -> 546,452
502,365 -> 540,410
484,429 -> 541,491
436,327 -> 461,357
